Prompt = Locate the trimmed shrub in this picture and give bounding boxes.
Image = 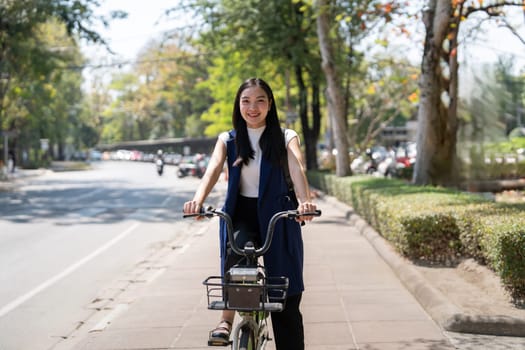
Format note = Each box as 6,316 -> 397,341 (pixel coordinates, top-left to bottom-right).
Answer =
480,215 -> 525,303
307,171 -> 525,300
399,212 -> 462,263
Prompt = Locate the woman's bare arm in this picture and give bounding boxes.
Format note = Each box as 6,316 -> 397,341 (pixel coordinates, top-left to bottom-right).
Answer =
287,136 -> 316,220
183,138 -> 227,215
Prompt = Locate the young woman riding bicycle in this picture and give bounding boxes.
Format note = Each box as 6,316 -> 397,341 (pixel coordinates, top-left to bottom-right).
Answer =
183,77 -> 317,349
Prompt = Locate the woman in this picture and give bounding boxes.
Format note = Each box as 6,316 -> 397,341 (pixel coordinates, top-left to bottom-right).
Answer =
183,78 -> 317,349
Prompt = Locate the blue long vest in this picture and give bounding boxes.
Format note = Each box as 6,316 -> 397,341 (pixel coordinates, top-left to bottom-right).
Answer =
219,131 -> 304,296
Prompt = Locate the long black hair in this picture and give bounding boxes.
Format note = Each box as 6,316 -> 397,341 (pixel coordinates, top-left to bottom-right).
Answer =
232,78 -> 287,167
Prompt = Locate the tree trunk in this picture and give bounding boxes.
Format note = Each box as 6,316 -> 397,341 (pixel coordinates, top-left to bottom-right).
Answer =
316,0 -> 350,177
307,80 -> 321,170
294,65 -> 321,171
413,0 -> 459,186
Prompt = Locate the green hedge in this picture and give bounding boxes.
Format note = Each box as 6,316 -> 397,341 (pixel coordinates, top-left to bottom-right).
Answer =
308,171 -> 525,302
468,212 -> 525,301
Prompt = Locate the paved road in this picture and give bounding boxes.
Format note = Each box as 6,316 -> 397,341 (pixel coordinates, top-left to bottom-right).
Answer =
0,161 -> 225,350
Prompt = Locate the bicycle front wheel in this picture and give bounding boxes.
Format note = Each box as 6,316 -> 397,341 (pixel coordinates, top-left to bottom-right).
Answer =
239,326 -> 256,350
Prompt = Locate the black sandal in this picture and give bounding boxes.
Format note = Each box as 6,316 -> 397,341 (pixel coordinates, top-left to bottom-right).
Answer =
208,319 -> 232,346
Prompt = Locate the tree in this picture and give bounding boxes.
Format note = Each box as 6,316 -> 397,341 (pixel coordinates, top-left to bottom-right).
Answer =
413,0 -> 525,186
98,39 -> 212,143
0,0 -> 126,166
176,0 -> 324,170
198,53 -> 258,136
458,64 -> 509,143
2,19 -> 90,163
350,56 -> 419,152
0,0 -> 125,122
495,57 -> 525,134
317,0 -> 350,176
315,0 -> 405,176
84,73 -> 112,147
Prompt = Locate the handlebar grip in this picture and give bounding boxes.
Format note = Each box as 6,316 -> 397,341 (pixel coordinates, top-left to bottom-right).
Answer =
182,213 -> 201,218
292,209 -> 322,218
307,209 -> 322,216
182,205 -> 215,219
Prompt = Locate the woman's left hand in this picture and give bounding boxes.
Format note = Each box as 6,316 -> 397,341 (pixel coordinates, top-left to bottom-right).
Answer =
297,201 -> 317,223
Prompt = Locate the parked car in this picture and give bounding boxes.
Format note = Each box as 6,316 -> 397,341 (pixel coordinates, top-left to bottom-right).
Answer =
164,153 -> 182,165
88,149 -> 102,161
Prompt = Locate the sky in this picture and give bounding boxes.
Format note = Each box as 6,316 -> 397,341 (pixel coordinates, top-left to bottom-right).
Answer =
80,0 -> 180,84
82,0 -> 177,60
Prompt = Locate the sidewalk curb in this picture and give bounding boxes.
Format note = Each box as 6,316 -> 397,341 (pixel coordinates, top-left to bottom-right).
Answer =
321,194 -> 525,337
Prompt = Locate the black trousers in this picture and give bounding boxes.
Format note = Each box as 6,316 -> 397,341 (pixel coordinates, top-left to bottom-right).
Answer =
226,196 -> 305,349
271,293 -> 304,350
224,196 -> 261,274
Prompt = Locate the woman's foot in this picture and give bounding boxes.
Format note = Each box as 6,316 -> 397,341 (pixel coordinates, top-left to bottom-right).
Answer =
208,319 -> 232,346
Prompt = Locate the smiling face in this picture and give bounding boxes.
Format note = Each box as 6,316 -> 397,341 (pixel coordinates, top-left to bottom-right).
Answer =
239,86 -> 271,129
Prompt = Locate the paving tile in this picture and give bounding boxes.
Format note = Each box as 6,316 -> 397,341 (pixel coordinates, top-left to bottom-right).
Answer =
351,320 -> 445,344
304,321 -> 356,346
74,327 -> 180,349
303,304 -> 349,323
357,341 -> 454,350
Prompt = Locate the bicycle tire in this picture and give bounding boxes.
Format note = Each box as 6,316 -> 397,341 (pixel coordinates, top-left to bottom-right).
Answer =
239,326 -> 256,350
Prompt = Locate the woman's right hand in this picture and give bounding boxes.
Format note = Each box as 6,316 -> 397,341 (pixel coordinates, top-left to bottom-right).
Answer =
183,200 -> 203,219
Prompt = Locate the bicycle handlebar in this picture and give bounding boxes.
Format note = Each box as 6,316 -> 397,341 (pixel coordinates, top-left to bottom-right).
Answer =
183,207 -> 321,257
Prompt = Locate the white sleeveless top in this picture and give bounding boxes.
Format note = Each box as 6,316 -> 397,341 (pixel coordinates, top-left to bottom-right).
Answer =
219,127 -> 298,197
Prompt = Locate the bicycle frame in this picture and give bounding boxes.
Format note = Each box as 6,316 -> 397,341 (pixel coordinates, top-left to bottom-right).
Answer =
184,207 -> 321,349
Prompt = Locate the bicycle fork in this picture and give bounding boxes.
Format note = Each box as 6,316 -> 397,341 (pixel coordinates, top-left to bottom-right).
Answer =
231,314 -> 269,350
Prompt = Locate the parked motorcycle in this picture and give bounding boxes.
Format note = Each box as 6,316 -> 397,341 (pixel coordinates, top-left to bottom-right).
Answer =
176,154 -> 207,178
176,162 -> 205,178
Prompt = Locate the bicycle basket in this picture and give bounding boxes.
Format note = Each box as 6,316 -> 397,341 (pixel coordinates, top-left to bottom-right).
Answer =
203,275 -> 289,312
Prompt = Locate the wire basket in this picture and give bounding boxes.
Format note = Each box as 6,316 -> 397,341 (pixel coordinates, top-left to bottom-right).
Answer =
203,275 -> 289,312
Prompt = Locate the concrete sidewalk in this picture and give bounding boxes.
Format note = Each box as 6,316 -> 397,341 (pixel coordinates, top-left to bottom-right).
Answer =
0,167 -> 49,191
58,196 -> 456,350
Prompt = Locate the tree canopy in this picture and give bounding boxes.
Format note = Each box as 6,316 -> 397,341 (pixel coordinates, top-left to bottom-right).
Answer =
0,0 -> 125,164
2,0 -> 524,187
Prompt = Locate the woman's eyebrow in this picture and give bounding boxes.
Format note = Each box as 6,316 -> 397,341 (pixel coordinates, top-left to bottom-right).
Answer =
241,95 -> 267,100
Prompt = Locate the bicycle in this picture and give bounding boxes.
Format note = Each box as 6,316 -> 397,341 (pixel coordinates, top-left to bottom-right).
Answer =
184,206 -> 321,350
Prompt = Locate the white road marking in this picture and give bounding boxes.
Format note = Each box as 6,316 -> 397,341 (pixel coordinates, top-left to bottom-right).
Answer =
160,196 -> 171,207
0,222 -> 140,318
